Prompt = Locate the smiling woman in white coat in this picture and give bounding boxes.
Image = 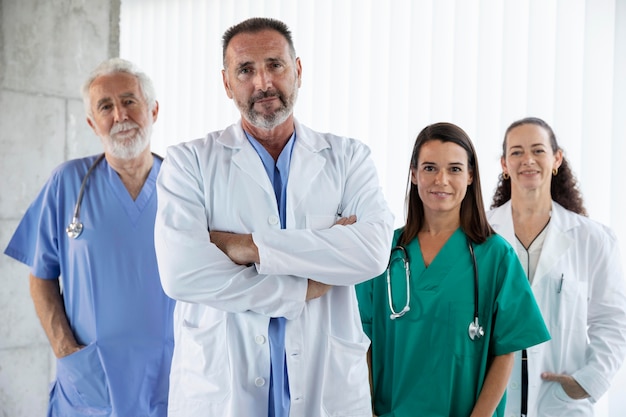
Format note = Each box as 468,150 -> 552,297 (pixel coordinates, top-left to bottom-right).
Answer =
487,116 -> 626,417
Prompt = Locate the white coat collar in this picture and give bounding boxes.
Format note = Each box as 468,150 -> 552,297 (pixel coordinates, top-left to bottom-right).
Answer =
489,200 -> 577,283
215,119 -> 332,153
215,119 -> 332,223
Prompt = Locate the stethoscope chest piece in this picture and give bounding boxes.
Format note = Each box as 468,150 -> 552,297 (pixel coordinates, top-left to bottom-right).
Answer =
468,317 -> 484,340
66,218 -> 84,239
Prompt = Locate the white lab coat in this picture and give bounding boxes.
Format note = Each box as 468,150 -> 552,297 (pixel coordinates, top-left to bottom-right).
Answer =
488,201 -> 626,417
154,120 -> 394,417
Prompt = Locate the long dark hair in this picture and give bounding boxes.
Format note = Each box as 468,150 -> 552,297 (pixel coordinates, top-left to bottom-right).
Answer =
400,122 -> 494,246
490,117 -> 587,216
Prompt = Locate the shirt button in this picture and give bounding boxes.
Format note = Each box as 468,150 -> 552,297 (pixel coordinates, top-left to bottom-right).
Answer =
255,377 -> 265,387
510,382 -> 519,389
255,335 -> 266,344
268,215 -> 279,225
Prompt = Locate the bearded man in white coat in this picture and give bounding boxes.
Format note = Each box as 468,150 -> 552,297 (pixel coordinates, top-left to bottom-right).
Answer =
154,17 -> 394,417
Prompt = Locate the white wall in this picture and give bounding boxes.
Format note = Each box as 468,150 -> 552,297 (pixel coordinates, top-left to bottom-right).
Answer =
120,1 -> 626,416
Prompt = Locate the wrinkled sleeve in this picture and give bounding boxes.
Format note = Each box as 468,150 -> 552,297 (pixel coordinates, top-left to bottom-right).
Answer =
573,228 -> 626,402
254,140 -> 394,285
155,144 -> 308,320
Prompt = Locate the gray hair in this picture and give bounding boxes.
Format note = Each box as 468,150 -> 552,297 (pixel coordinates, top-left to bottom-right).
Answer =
81,58 -> 156,119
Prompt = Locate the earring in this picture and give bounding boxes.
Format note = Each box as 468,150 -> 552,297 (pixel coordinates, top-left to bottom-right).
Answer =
502,172 -> 509,180
552,168 -> 558,176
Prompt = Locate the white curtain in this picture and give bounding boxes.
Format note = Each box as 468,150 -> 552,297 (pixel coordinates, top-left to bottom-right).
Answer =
120,1 -> 626,415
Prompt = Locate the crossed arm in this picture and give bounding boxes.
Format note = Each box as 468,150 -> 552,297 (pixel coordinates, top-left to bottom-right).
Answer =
209,215 -> 357,301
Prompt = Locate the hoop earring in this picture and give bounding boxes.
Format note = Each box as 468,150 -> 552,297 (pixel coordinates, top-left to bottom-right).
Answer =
502,172 -> 509,180
552,168 -> 558,176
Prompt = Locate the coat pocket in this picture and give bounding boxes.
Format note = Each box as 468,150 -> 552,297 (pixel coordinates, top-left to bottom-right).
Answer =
321,334 -> 371,416
537,382 -> 592,416
177,318 -> 231,403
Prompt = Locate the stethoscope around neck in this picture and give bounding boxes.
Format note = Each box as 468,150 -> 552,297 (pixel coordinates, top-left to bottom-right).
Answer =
66,152 -> 162,239
386,234 -> 485,341
66,154 -> 106,239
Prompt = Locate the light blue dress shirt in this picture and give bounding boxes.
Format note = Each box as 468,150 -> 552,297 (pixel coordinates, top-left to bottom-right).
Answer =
246,130 -> 296,417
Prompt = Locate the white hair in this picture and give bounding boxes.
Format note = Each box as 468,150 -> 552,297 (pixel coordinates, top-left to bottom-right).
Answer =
81,58 -> 156,120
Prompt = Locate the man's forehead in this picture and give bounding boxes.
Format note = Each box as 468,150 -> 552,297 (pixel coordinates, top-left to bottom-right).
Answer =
226,30 -> 291,62
89,73 -> 141,96
95,91 -> 138,104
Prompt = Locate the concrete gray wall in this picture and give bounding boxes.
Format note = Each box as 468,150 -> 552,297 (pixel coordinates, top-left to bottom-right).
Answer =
0,0 -> 119,415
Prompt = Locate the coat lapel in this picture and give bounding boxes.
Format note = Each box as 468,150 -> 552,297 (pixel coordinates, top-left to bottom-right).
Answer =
221,123 -> 275,195
217,121 -> 332,222
285,121 -> 329,215
489,201 -> 576,285
488,201 -> 517,248
533,203 -> 574,283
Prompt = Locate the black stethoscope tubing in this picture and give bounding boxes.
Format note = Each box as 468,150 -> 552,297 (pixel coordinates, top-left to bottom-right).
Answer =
66,153 -> 106,239
466,239 -> 484,340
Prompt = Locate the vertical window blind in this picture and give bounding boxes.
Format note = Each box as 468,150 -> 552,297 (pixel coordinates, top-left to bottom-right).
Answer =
120,1 -> 626,415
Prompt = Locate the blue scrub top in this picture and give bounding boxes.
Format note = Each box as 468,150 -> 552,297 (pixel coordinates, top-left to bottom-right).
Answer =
4,154 -> 175,417
246,131 -> 295,417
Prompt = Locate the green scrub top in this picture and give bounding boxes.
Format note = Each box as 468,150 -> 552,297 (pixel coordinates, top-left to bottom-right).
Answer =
356,228 -> 550,417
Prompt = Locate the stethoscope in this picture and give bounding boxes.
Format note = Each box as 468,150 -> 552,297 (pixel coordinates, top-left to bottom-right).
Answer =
66,152 -> 162,239
386,235 -> 485,341
66,154 -> 106,239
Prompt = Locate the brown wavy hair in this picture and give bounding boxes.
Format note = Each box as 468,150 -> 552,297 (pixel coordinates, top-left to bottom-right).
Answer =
399,122 -> 494,246
490,117 -> 587,216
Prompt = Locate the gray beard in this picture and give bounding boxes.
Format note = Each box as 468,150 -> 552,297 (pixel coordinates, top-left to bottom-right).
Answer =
240,83 -> 299,130
245,104 -> 292,130
102,122 -> 152,160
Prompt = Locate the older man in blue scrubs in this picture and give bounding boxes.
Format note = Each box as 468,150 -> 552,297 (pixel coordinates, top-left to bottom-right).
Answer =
4,58 -> 174,416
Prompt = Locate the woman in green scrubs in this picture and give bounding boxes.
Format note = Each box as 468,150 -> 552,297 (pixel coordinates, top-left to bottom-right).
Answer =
356,122 -> 550,417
